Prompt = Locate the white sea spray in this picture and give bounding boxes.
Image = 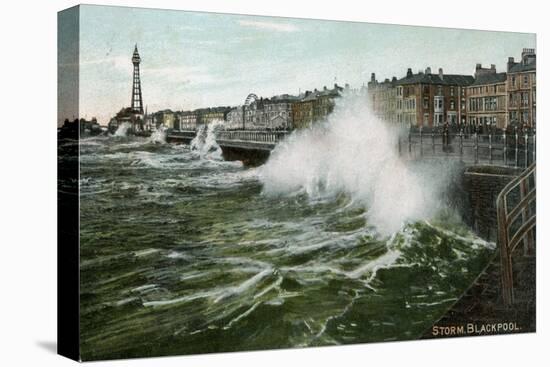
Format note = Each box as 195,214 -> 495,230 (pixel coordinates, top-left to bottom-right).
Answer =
259,94 -> 454,235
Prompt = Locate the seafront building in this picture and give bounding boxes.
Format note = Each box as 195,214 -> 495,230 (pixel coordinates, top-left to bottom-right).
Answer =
506,48 -> 536,128
168,85 -> 342,132
466,64 -> 508,129
366,75 -> 397,123
292,84 -> 344,129
369,68 -> 473,128
110,45 -> 535,134
367,48 -> 536,130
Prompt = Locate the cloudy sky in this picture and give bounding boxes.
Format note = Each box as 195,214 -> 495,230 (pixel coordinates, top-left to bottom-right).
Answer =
67,5 -> 535,124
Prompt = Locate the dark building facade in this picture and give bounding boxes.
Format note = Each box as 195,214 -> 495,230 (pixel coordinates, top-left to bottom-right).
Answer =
369,48 -> 536,131
367,74 -> 397,123
466,64 -> 508,129
292,84 -> 343,129
395,67 -> 473,128
507,48 -> 536,128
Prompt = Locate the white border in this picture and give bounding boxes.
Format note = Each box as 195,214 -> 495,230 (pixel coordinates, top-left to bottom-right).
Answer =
0,0 -> 547,366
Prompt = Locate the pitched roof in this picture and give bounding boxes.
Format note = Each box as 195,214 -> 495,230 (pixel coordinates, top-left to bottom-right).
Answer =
268,94 -> 301,103
298,85 -> 342,102
471,72 -> 507,86
396,72 -> 474,86
508,62 -> 536,73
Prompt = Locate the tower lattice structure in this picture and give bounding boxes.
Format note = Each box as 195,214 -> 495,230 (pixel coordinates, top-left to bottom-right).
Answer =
131,45 -> 143,114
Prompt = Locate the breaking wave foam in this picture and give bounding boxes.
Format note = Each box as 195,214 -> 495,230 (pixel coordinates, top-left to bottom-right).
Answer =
259,94 -> 451,235
114,122 -> 131,137
190,120 -> 224,160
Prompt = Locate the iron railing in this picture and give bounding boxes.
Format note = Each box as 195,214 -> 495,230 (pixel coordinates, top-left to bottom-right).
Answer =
402,129 -> 536,168
217,130 -> 290,143
496,163 -> 536,305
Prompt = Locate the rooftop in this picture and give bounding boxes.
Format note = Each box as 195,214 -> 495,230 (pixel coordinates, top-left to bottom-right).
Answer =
470,72 -> 507,86
508,62 -> 536,74
396,71 -> 474,86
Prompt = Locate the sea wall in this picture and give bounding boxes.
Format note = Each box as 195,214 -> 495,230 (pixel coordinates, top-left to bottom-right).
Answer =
462,165 -> 521,241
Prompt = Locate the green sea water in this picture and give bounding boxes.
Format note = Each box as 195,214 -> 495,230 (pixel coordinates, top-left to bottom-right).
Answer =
76,134 -> 494,360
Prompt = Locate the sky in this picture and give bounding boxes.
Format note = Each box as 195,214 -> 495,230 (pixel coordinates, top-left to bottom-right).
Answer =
61,4 -> 536,125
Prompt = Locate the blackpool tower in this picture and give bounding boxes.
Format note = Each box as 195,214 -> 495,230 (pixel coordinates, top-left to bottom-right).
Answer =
131,44 -> 143,114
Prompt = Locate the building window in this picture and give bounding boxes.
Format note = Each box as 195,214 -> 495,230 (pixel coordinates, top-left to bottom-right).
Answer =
448,113 -> 457,125
461,88 -> 465,96
450,87 -> 454,96
523,75 -> 529,86
521,92 -> 528,107
450,99 -> 455,110
434,113 -> 443,126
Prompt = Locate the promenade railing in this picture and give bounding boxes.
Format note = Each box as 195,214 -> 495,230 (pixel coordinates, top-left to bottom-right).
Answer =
217,130 -> 290,144
496,163 -> 536,305
402,128 -> 536,168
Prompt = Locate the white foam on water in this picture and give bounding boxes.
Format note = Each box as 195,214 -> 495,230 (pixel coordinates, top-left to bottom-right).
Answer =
259,94 -> 452,235
143,289 -> 221,307
149,126 -> 167,144
130,284 -> 158,293
224,301 -> 263,330
213,268 -> 273,303
422,220 -> 496,249
133,248 -> 161,257
114,122 -> 132,137
346,248 -> 402,280
190,120 -> 224,160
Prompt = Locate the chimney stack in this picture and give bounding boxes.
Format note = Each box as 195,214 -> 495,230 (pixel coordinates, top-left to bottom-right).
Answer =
522,48 -> 535,58
371,73 -> 376,82
507,57 -> 515,72
406,68 -> 413,77
521,48 -> 536,65
425,67 -> 432,74
476,63 -> 482,70
439,68 -> 444,79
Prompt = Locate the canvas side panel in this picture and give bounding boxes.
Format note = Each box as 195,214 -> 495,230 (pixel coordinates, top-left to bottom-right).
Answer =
57,5 -> 80,362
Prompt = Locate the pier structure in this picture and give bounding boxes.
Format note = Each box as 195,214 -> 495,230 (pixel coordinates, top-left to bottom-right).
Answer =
166,129 -> 289,165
